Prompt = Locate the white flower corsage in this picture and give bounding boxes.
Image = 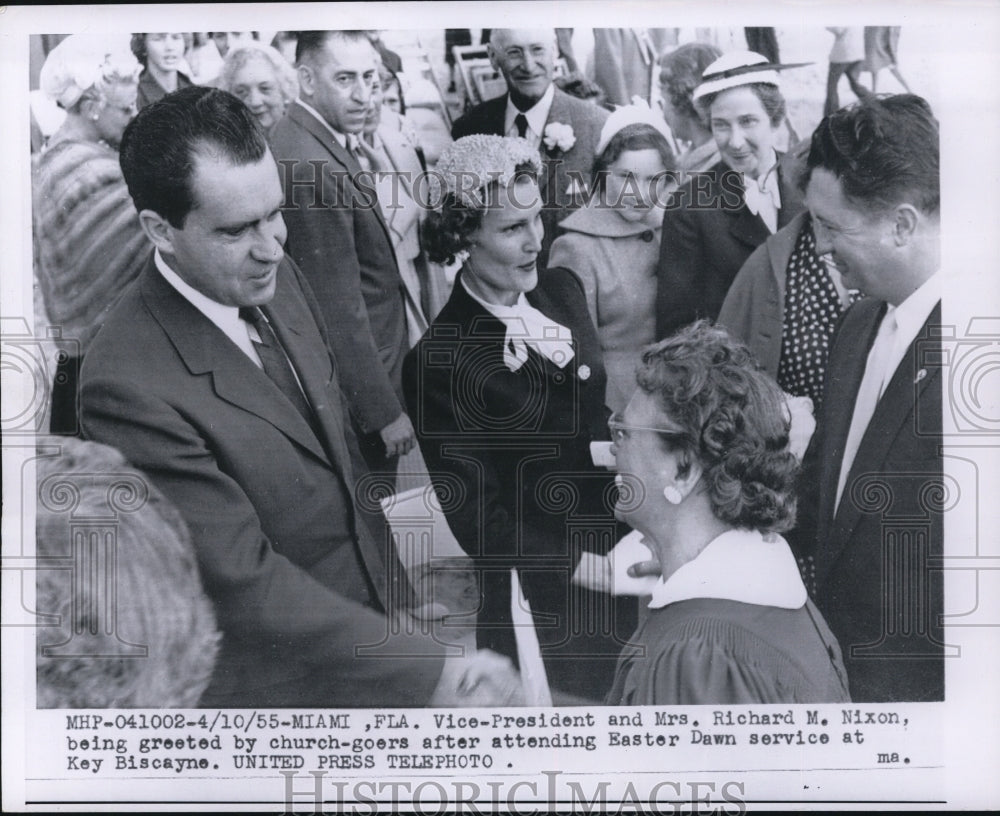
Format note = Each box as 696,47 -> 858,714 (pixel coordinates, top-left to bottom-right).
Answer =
543,122 -> 576,153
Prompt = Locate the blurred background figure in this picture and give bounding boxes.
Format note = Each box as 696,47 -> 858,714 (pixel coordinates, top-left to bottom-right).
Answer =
361,64 -> 431,346
367,29 -> 403,75
592,28 -> 678,106
864,26 -> 911,93
218,41 -> 298,131
548,103 -> 675,413
211,30 -> 258,60
606,322 -> 850,705
33,33 -> 149,434
444,28 -> 472,93
131,32 -> 193,109
36,438 -> 220,707
744,27 -> 780,64
657,41 -> 722,177
270,31 -> 298,65
823,27 -> 871,117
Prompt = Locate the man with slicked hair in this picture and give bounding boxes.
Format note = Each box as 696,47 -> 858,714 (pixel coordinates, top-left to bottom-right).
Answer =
270,30 -> 417,476
81,86 -> 518,707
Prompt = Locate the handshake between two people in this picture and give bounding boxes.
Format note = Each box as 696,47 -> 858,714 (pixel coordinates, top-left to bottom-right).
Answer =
429,649 -> 526,707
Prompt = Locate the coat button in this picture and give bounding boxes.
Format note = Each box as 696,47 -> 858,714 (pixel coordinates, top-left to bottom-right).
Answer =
578,364 -> 591,381
641,230 -> 654,242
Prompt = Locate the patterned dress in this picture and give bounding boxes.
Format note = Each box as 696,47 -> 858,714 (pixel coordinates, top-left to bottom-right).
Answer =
776,220 -> 861,409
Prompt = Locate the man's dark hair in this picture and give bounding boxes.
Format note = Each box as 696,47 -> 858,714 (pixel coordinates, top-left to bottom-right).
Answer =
804,93 -> 939,214
295,30 -> 371,65
119,86 -> 269,228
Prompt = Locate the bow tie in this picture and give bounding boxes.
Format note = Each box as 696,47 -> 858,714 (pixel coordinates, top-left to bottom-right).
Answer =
742,164 -> 781,233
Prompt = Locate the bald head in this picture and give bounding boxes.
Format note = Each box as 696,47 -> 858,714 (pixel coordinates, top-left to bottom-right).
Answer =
488,28 -> 558,110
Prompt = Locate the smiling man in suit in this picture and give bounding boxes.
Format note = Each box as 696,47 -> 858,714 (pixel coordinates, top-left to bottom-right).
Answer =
451,28 -> 608,266
269,30 -> 416,476
80,86 -> 518,707
796,94 -> 944,702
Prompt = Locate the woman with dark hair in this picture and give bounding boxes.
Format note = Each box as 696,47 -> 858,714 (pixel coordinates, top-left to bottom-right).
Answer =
655,51 -> 806,339
548,103 -> 675,413
403,135 -> 636,702
607,321 -> 850,705
131,32 -> 193,110
657,42 -> 722,177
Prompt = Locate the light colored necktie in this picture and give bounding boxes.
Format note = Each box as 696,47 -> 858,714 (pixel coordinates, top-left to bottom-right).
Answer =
495,300 -> 576,372
743,165 -> 781,233
834,308 -> 899,512
349,136 -> 372,173
356,136 -> 388,175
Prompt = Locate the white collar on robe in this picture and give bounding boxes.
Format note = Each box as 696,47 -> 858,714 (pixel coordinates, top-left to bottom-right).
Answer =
647,527 -> 807,610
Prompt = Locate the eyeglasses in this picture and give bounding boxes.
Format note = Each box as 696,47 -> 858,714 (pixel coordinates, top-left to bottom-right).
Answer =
607,412 -> 688,445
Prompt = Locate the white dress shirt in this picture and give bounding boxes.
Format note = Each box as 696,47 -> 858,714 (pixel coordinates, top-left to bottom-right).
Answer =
154,250 -> 262,367
834,271 -> 941,511
503,83 -> 555,151
741,150 -> 782,234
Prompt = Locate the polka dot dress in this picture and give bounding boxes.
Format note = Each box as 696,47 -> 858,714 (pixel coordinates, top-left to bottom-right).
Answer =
777,219 -> 861,410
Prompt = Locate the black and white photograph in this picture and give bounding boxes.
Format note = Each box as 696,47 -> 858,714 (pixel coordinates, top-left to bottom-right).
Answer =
2,2 -> 999,812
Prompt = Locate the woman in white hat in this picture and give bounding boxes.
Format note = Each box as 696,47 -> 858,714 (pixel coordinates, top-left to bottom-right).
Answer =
654,50 -> 806,339
548,101 -> 675,413
33,35 -> 149,433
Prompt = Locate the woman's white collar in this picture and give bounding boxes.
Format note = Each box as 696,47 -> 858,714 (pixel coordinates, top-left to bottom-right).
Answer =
647,527 -> 806,610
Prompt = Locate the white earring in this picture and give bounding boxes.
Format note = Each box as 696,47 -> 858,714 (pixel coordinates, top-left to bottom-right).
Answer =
663,485 -> 683,505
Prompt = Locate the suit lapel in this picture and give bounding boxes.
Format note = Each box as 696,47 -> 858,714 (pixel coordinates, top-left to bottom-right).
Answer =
831,304 -> 942,544
287,102 -> 396,244
714,163 -> 770,250
141,261 -> 332,467
261,272 -> 359,481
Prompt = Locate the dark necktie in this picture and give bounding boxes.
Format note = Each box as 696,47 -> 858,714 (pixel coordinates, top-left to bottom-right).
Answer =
514,113 -> 529,139
239,306 -> 315,428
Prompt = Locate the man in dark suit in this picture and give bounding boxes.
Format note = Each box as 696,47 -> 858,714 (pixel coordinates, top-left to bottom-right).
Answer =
80,86 -> 518,707
270,30 -> 416,474
796,94 -> 944,702
450,28 -> 608,266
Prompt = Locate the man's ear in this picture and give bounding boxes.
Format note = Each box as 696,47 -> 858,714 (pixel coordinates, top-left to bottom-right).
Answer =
297,62 -> 314,98
486,43 -> 502,73
892,203 -> 920,246
138,209 -> 177,255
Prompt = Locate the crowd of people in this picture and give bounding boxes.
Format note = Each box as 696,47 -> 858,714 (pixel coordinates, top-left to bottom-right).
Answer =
32,27 -> 942,709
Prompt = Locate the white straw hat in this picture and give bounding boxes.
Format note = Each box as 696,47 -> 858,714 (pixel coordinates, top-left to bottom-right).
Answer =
691,50 -> 808,104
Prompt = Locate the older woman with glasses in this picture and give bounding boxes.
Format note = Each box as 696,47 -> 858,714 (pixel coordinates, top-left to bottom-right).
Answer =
217,42 -> 298,131
403,135 -> 636,702
606,321 -> 850,705
33,35 -> 149,433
